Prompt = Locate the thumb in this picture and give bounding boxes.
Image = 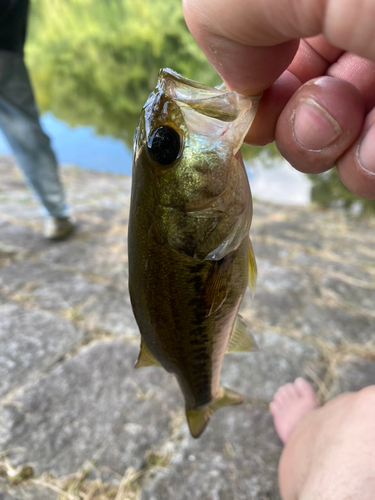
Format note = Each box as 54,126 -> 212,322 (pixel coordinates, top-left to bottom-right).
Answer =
183,0 -> 375,95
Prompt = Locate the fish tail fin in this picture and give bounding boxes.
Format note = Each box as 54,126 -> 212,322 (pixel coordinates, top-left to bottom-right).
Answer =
186,387 -> 243,438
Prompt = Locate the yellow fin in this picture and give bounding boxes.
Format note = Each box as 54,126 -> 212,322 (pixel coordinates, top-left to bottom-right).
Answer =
186,387 -> 243,438
248,238 -> 257,296
227,315 -> 258,353
134,340 -> 161,369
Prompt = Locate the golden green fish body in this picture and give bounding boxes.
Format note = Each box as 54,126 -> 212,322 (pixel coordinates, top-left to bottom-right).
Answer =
128,69 -> 259,437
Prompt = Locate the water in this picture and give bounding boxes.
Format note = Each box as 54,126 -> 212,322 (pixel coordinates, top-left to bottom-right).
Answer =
249,157 -> 311,206
0,112 -> 312,206
19,0 -> 311,207
0,112 -> 132,175
18,0 -> 371,215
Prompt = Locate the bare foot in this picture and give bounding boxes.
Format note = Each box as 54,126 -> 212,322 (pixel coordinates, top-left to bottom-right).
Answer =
270,378 -> 320,444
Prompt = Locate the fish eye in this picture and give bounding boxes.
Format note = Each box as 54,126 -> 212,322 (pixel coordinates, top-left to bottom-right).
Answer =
148,126 -> 181,165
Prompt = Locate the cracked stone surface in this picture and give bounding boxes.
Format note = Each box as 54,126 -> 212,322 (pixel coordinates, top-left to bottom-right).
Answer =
331,356 -> 375,396
141,406 -> 281,500
0,341 -> 182,478
0,304 -> 84,398
0,261 -> 104,311
220,331 -> 321,403
78,286 -> 138,337
1,157 -> 375,499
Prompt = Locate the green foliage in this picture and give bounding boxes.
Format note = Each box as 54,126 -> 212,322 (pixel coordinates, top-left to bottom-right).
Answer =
25,1 -> 373,215
241,142 -> 281,164
309,169 -> 375,215
26,0 -> 220,146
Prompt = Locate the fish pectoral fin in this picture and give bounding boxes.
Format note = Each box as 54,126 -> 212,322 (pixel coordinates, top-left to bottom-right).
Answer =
205,212 -> 249,262
186,387 -> 243,438
204,156 -> 252,263
134,340 -> 161,369
248,238 -> 257,297
226,315 -> 258,353
203,255 -> 233,317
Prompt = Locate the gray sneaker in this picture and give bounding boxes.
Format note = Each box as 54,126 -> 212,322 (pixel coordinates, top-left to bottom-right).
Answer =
44,216 -> 76,240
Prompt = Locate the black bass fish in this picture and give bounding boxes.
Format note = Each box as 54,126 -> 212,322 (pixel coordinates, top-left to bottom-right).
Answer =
128,69 -> 260,438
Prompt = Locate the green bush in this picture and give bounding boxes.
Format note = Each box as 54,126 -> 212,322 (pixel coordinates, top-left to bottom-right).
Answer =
309,169 -> 375,215
26,0 -> 219,146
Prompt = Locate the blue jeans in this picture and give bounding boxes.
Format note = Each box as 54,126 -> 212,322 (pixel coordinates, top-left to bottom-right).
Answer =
0,50 -> 69,218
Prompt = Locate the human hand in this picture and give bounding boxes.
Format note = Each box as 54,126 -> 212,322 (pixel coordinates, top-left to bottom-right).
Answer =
183,0 -> 375,198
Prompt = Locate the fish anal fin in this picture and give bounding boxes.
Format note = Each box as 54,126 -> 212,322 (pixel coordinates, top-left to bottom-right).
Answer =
226,315 -> 258,353
186,387 -> 243,438
248,238 -> 257,297
134,340 -> 161,369
203,255 -> 233,317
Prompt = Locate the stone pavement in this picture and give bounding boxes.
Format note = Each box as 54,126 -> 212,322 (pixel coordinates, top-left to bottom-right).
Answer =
0,156 -> 375,500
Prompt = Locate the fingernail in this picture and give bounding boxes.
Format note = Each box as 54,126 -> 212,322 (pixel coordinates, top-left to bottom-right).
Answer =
358,127 -> 375,174
293,98 -> 341,151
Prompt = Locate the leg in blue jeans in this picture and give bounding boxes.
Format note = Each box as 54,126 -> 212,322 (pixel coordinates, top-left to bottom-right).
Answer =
0,49 -> 69,218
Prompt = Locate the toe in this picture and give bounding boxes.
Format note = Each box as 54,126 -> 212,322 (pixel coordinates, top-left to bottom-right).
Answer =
295,377 -> 313,396
274,389 -> 289,406
269,401 -> 282,416
277,383 -> 298,404
284,382 -> 300,400
295,378 -> 319,405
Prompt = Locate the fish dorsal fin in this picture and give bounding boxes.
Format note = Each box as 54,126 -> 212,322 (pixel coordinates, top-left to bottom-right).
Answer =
186,387 -> 243,438
134,340 -> 161,369
203,255 -> 233,317
227,315 -> 257,353
248,238 -> 257,296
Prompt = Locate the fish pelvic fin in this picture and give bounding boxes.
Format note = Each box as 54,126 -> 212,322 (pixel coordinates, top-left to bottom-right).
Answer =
248,238 -> 257,297
134,340 -> 161,369
226,315 -> 258,353
186,387 -> 243,438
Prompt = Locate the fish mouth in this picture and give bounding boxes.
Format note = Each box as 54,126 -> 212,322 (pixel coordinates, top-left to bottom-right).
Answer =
155,68 -> 261,149
158,68 -> 248,122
